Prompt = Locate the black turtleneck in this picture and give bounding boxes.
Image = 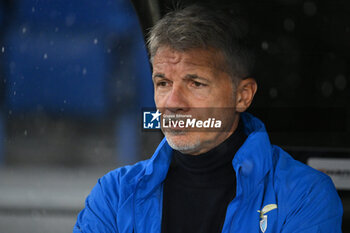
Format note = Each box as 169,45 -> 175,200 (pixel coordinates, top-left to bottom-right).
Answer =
161,120 -> 247,233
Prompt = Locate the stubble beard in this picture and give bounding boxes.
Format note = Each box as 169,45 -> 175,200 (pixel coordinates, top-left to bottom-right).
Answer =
163,130 -> 202,154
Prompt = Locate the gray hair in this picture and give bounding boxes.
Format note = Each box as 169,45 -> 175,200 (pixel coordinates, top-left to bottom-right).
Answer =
147,4 -> 255,84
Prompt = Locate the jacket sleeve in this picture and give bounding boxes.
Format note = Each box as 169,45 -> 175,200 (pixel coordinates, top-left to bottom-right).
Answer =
281,176 -> 343,233
73,178 -> 118,233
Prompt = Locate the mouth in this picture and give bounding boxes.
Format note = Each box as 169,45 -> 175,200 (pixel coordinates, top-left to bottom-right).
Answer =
161,116 -> 191,131
164,130 -> 187,136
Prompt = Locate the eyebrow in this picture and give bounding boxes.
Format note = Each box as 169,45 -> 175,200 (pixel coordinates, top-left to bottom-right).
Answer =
152,73 -> 210,83
152,73 -> 165,80
184,74 -> 209,83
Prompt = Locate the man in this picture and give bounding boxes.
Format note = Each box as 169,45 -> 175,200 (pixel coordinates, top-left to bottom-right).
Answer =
74,4 -> 343,233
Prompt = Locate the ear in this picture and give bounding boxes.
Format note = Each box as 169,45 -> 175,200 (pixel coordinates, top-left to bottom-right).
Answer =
235,78 -> 257,112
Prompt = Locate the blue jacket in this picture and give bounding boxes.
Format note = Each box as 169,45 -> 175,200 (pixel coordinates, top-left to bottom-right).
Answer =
74,113 -> 343,233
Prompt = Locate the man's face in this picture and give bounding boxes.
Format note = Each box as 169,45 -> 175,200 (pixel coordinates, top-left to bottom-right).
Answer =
152,46 -> 239,155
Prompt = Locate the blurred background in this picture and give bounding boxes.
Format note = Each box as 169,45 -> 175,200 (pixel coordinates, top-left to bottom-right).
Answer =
0,0 -> 349,232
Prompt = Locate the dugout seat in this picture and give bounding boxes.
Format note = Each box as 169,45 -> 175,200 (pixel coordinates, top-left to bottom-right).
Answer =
0,0 -> 154,165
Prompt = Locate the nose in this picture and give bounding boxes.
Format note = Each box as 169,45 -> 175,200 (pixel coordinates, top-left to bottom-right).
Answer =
165,84 -> 189,113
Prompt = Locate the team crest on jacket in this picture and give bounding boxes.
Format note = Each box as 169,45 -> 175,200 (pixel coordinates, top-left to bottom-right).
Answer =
257,204 -> 278,233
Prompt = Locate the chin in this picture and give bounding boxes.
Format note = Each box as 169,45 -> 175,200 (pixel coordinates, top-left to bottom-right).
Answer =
163,131 -> 202,153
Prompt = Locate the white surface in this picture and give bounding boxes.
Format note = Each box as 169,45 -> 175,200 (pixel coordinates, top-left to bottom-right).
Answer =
308,158 -> 350,190
0,214 -> 76,233
0,166 -> 113,233
0,167 -> 109,210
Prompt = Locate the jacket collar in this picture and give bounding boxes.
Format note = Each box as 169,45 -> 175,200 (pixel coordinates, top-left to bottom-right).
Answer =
233,112 -> 273,199
137,112 -> 273,199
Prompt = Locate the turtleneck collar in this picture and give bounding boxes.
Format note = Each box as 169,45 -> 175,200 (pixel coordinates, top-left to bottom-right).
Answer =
169,120 -> 247,186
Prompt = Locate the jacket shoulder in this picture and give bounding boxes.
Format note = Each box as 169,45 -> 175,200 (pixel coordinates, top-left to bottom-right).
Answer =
272,145 -> 330,189
74,160 -> 150,232
99,159 -> 149,204
271,146 -> 343,231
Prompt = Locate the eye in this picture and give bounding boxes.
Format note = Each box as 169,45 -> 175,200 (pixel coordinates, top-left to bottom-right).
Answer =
191,81 -> 207,88
156,81 -> 169,87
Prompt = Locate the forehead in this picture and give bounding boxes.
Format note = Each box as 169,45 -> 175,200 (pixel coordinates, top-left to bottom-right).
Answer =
152,46 -> 226,72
